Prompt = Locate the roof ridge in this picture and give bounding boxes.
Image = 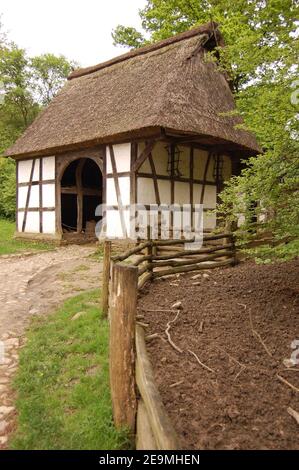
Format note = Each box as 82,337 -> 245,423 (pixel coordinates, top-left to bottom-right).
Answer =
68,21 -> 221,80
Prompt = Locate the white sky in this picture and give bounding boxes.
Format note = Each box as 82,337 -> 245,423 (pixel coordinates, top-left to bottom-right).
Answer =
1,0 -> 146,66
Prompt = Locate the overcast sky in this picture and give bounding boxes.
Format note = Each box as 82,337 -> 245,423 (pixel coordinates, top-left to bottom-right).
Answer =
1,0 -> 146,66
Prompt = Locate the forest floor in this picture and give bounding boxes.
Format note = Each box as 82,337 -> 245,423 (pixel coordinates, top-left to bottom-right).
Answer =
138,259 -> 299,450
0,244 -> 102,449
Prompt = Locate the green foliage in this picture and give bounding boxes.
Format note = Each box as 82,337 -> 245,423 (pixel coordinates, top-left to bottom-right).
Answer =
0,157 -> 15,219
0,218 -> 54,255
11,290 -> 130,450
112,26 -> 146,48
113,1 -> 299,261
30,53 -> 77,105
0,19 -> 75,220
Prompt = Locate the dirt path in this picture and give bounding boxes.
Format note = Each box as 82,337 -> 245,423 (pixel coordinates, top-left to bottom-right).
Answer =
0,245 -> 102,448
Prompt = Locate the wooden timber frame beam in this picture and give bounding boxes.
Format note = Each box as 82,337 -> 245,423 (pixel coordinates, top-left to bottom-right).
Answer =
22,158 -> 36,232
132,140 -> 157,173
109,145 -> 128,238
75,159 -> 85,233
200,151 -> 213,206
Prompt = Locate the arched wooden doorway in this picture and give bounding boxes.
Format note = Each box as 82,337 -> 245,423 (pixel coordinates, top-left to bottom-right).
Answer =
60,158 -> 102,239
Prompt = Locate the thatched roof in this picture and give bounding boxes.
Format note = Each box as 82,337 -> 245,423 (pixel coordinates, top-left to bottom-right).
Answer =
6,22 -> 260,158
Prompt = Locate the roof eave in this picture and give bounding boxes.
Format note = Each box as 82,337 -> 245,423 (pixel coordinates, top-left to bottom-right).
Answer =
5,126 -> 261,160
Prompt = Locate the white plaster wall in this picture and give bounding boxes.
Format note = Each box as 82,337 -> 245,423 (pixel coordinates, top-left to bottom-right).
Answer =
33,159 -> 40,181
152,142 -> 168,176
193,184 -> 217,208
174,181 -> 190,205
118,177 -> 130,205
104,143 -> 230,237
106,177 -> 130,206
193,149 -> 217,182
137,178 -> 171,205
42,184 -> 55,207
28,185 -> 39,208
106,208 -> 130,239
106,143 -> 131,173
42,211 -> 56,234
105,143 -> 131,239
18,159 -> 39,183
17,211 -> 24,232
203,185 -> 217,208
25,211 -> 40,233
42,156 -> 55,180
18,186 -> 28,209
157,180 -> 171,204
106,178 -> 117,205
138,142 -> 151,173
17,157 -> 56,235
137,178 -> 155,205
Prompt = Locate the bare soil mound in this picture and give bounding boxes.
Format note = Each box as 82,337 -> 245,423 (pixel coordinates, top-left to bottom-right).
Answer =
138,259 -> 299,449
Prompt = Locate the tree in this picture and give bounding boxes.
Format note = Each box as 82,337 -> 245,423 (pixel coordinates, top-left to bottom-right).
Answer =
113,0 -> 299,261
0,19 -> 76,219
31,53 -> 76,105
0,45 -> 38,128
112,26 -> 146,49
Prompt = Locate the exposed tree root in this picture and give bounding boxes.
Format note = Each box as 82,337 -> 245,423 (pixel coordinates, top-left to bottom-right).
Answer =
238,302 -> 272,357
170,380 -> 184,388
187,349 -> 215,373
287,407 -> 299,425
277,374 -> 299,393
165,311 -> 183,353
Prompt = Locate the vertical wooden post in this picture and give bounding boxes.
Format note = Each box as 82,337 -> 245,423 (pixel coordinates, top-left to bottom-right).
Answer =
225,220 -> 238,265
146,241 -> 153,278
146,225 -> 153,277
76,159 -> 85,233
231,233 -> 238,266
109,263 -> 138,432
102,240 -> 111,317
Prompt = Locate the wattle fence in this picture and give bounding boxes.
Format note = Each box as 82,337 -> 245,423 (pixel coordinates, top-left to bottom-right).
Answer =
102,233 -> 236,449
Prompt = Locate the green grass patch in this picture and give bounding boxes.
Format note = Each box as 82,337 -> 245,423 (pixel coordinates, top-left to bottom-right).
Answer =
11,290 -> 130,450
0,218 -> 54,255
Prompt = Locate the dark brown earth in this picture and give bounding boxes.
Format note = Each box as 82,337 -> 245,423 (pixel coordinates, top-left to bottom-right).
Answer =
137,259 -> 299,450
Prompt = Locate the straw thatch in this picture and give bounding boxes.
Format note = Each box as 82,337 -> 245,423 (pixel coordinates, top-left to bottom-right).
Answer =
6,22 -> 259,158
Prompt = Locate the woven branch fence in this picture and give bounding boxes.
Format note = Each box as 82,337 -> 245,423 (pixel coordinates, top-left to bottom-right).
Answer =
102,233 -> 236,449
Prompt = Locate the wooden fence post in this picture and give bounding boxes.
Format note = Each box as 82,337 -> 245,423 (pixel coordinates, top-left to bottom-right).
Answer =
231,233 -> 238,266
102,240 -> 111,317
109,263 -> 138,432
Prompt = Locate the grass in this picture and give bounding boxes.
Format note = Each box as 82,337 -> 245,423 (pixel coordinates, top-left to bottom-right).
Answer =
0,219 -> 54,255
11,290 -> 130,450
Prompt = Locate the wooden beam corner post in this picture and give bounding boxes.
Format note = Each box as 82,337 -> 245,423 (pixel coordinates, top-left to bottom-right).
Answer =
109,263 -> 138,433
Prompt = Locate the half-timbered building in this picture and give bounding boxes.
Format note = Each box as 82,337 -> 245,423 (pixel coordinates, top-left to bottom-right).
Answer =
5,22 -> 259,242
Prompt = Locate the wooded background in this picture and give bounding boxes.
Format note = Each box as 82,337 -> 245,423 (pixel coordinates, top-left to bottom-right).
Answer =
0,19 -> 75,220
